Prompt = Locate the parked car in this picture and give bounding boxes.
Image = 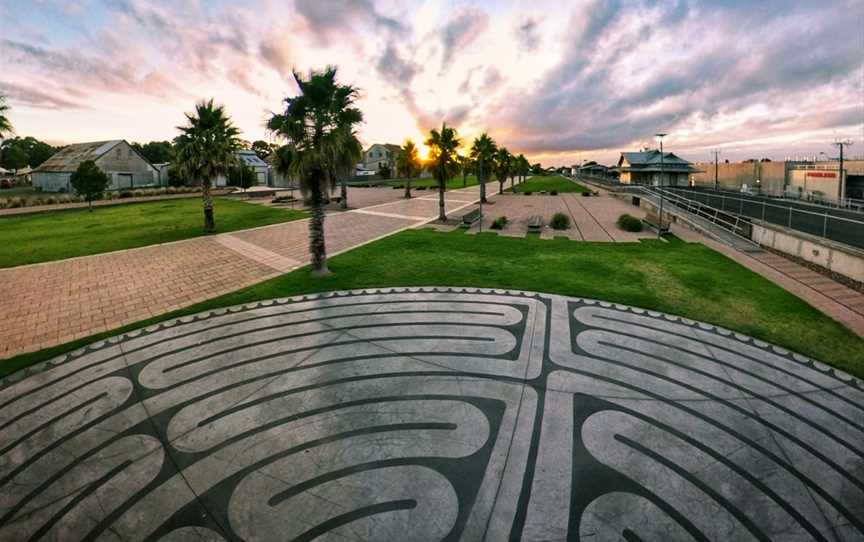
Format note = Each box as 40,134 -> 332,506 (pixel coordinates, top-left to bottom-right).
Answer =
0,179 -> 13,189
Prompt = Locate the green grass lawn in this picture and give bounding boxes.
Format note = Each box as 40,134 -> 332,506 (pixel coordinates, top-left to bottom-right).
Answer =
3,229 -> 862,380
510,175 -> 587,193
385,175 -> 480,190
0,197 -> 308,268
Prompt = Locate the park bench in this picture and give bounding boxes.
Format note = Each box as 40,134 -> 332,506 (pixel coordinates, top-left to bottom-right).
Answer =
527,215 -> 543,232
246,189 -> 277,198
642,211 -> 670,234
461,208 -> 481,228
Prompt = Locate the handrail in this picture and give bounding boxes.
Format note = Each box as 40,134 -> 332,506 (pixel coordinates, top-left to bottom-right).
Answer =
665,188 -> 864,226
634,186 -> 759,248
683,186 -> 864,214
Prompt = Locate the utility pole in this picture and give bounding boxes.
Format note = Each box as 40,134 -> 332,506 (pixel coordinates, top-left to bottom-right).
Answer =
711,149 -> 721,190
833,139 -> 853,204
656,132 -> 667,239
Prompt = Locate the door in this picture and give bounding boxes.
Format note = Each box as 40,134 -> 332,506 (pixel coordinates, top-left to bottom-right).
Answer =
117,173 -> 133,190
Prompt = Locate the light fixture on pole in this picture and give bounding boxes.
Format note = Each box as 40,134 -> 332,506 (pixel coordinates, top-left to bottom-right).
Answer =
655,132 -> 667,239
832,139 -> 854,203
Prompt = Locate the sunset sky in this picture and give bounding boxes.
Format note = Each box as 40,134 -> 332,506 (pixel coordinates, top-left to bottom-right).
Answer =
1,0 -> 862,165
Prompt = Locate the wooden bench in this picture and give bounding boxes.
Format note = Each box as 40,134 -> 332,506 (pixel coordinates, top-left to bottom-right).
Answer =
527,215 -> 543,232
642,211 -> 670,234
461,208 -> 481,228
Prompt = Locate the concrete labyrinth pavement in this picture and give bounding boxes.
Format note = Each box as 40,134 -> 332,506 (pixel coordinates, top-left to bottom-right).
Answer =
0,288 -> 862,541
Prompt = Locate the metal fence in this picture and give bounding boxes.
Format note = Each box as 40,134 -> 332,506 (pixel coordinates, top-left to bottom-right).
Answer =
665,187 -> 864,249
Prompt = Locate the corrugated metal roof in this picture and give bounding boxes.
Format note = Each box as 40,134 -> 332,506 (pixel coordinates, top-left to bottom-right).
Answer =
32,140 -> 122,173
620,150 -> 692,166
237,150 -> 268,168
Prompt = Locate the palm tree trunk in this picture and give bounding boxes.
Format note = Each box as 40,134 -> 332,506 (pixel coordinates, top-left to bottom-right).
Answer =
462,171 -> 467,188
499,180 -> 504,195
202,180 -> 215,232
309,180 -> 330,277
340,179 -> 348,209
404,178 -> 411,199
438,180 -> 446,222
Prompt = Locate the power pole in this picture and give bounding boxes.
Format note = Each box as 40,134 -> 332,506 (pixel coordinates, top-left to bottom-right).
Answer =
712,149 -> 721,190
656,132 -> 667,239
833,139 -> 853,203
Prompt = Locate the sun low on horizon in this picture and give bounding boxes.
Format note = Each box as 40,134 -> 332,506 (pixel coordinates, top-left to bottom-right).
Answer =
1,0 -> 861,165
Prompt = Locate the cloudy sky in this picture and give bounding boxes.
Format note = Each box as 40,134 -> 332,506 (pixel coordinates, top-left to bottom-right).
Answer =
1,0 -> 862,165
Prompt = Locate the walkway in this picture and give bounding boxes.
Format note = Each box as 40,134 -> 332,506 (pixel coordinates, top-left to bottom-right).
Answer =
1,288 -> 861,540
0,187 -> 481,359
672,224 -> 864,336
462,193 -> 653,241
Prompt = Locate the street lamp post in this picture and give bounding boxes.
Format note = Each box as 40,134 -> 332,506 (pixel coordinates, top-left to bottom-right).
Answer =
656,132 -> 667,239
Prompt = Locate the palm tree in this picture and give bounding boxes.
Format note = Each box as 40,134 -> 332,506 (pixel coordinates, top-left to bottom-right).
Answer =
396,139 -> 420,198
494,147 -> 513,195
458,154 -> 472,187
336,128 -> 363,210
425,122 -> 461,222
268,67 -> 363,277
517,154 -> 530,184
470,133 -> 497,203
0,95 -> 12,140
175,99 -> 240,232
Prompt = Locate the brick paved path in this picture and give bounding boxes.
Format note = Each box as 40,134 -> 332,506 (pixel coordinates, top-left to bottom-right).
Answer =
0,187 -> 481,359
2,183 -> 861,361
672,225 -> 864,337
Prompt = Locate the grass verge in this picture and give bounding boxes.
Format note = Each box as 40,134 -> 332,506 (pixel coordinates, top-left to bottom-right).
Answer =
0,197 -> 308,267
385,175 -> 480,190
511,175 -> 587,193
2,229 -> 862,380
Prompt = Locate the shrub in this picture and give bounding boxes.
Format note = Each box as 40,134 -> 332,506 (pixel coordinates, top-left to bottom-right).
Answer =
45,196 -> 57,205
550,212 -> 570,230
524,191 -> 532,195
550,190 -> 558,195
491,216 -> 508,230
617,213 -> 643,232
119,190 -> 134,198
8,197 -> 23,208
581,191 -> 591,197
0,198 -> 6,208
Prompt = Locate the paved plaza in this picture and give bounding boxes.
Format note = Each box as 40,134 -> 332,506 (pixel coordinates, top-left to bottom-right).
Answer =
0,187 -> 480,359
0,288 -> 861,541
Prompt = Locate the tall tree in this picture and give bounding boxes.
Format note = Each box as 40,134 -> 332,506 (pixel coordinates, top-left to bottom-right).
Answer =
70,160 -> 110,211
470,133 -> 497,203
458,154 -> 472,187
0,95 -> 12,140
1,136 -> 57,169
268,67 -> 363,277
494,147 -> 513,195
251,140 -> 275,160
425,122 -> 461,222
174,99 -> 241,232
0,143 -> 28,174
396,139 -> 420,198
132,141 -> 174,164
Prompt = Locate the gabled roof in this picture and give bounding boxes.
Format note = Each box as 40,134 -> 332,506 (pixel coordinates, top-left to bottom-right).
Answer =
619,150 -> 693,167
365,143 -> 401,154
236,150 -> 268,168
32,140 -> 157,173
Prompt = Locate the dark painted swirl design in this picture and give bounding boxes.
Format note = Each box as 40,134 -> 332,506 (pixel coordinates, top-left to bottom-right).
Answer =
0,288 -> 861,541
